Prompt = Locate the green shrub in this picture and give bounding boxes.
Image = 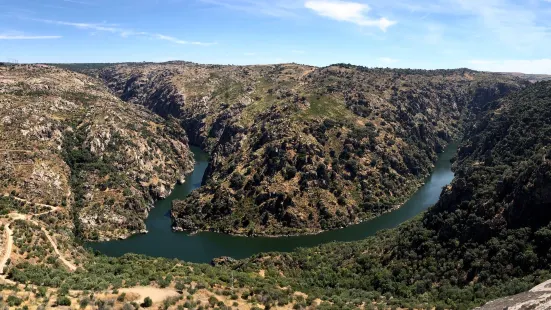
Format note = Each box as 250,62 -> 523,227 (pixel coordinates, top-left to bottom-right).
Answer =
56,296 -> 71,306
79,297 -> 90,309
7,295 -> 22,306
117,292 -> 126,302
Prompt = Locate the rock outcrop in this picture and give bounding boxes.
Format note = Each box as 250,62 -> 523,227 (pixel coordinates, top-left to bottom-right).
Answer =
0,65 -> 194,240
477,279 -> 551,310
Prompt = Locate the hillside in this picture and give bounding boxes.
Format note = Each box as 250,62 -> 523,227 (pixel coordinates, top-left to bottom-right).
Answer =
0,64 -> 548,309
499,72 -> 551,83
81,62 -> 527,236
230,81 -> 551,309
0,64 -> 194,240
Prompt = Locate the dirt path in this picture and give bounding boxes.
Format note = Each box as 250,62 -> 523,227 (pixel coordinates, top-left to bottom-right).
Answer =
39,226 -> 77,271
0,224 -> 13,274
0,194 -> 78,274
4,206 -> 78,273
32,206 -> 61,217
2,194 -> 58,210
0,149 -> 32,153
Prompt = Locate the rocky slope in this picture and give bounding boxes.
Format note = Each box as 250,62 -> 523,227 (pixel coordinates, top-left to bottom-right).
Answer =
232,81 -> 551,309
0,64 -> 193,240
3,63 -> 549,310
476,279 -> 551,310
85,62 -> 526,236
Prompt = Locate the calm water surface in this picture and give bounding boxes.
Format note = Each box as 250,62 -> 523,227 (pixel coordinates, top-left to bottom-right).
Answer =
89,143 -> 457,263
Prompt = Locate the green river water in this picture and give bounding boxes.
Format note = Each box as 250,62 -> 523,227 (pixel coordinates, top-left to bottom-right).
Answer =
89,143 -> 457,263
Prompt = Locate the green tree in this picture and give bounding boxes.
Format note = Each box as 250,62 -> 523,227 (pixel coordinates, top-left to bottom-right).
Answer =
143,296 -> 153,308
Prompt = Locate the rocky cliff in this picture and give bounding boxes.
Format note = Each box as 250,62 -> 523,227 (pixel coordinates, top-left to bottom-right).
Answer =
85,62 -> 527,236
233,81 -> 551,309
0,64 -> 194,240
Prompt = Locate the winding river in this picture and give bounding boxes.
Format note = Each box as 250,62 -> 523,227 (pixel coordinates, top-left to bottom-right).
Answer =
89,143 -> 457,263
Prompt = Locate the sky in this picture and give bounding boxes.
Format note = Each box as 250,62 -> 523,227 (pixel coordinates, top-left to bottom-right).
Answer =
1,0 -> 551,73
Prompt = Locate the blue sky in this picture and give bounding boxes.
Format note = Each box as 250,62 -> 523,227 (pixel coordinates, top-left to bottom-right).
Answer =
1,0 -> 551,73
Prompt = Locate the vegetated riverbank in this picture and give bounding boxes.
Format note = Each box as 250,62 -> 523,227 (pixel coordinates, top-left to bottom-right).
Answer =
79,62 -> 526,237
88,142 -> 457,263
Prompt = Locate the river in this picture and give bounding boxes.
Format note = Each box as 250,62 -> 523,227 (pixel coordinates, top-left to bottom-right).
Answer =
89,143 -> 457,263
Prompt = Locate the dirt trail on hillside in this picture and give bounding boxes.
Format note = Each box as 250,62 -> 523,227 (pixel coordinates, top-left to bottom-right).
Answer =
0,194 -> 76,272
3,194 -> 59,210
0,224 -> 13,274
5,210 -> 78,272
39,225 -> 77,271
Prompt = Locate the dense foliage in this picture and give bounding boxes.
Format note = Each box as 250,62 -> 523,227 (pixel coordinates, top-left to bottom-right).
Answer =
7,64 -> 549,309
232,81 -> 551,309
90,62 -> 527,236
171,65 -> 525,236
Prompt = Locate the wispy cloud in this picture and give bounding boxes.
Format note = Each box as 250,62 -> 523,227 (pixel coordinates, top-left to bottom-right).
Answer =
200,0 -> 395,32
452,0 -> 549,50
304,0 -> 396,31
367,0 -> 550,50
151,34 -> 215,46
38,20 -> 120,32
0,34 -> 61,40
32,19 -> 216,46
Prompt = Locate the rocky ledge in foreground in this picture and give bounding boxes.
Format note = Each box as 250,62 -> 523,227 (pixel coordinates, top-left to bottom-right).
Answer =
477,280 -> 551,310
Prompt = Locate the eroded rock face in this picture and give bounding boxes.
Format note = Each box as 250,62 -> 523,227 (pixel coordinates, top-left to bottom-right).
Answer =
85,62 -> 527,236
476,280 -> 551,310
210,256 -> 237,267
0,65 -> 194,240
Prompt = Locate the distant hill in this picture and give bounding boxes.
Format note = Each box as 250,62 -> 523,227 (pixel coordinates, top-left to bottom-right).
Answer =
499,72 -> 551,83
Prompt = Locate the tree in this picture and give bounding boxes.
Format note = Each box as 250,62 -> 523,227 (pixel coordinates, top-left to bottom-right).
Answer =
143,297 -> 153,308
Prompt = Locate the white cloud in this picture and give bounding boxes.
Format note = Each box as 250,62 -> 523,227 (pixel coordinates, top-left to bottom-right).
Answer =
39,20 -> 119,32
304,0 -> 396,31
153,34 -> 215,46
467,59 -> 551,74
0,34 -> 61,40
349,0 -> 550,51
32,19 -> 215,46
